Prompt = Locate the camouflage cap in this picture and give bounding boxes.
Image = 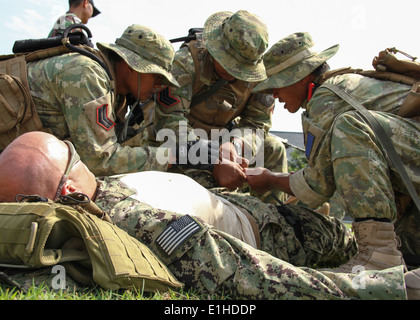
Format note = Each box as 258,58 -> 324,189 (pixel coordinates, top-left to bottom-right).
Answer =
97,25 -> 179,87
253,32 -> 339,92
88,0 -> 100,17
203,10 -> 269,82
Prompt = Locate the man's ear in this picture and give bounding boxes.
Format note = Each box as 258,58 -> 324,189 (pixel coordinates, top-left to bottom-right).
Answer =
61,182 -> 77,196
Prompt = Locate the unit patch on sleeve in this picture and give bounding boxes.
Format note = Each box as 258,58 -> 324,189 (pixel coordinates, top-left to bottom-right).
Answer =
305,133 -> 315,159
157,86 -> 181,108
96,104 -> 116,130
156,215 -> 201,255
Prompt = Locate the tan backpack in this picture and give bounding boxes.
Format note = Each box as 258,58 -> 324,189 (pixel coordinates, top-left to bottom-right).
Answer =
0,54 -> 44,152
372,47 -> 420,118
0,24 -> 113,153
318,47 -> 420,119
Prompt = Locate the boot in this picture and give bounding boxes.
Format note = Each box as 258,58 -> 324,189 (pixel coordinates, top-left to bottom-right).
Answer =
335,219 -> 405,273
405,268 -> 420,300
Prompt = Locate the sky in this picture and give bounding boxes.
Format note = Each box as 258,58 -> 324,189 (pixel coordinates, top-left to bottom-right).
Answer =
1,0 -> 419,133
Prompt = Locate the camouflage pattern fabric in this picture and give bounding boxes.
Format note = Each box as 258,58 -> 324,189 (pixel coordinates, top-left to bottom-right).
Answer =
288,74 -> 420,256
26,53 -> 168,176
0,176 -> 406,299
172,134 -> 288,204
48,12 -> 82,38
89,175 -> 405,300
253,32 -> 339,92
203,10 -> 268,82
97,25 -> 178,87
145,36 -> 288,203
0,267 -> 84,292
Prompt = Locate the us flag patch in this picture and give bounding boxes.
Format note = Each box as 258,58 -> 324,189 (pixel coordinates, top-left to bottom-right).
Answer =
157,86 -> 180,108
156,215 -> 201,255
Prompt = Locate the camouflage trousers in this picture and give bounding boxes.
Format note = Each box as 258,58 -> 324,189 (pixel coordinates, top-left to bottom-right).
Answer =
213,190 -> 357,268
331,111 -> 420,257
0,192 -> 406,299
175,134 -> 289,204
111,197 -> 405,299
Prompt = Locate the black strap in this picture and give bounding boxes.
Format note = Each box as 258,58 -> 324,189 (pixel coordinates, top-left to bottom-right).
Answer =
190,79 -> 228,108
62,25 -> 112,80
170,28 -> 203,44
403,254 -> 420,268
271,192 -> 305,247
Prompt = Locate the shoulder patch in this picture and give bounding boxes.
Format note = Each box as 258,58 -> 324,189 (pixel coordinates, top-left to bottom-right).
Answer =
305,133 -> 315,159
157,86 -> 180,108
156,215 -> 201,255
255,93 -> 275,107
96,104 -> 115,130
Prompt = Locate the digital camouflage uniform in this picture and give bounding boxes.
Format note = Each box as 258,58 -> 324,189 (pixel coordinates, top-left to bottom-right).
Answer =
26,25 -> 177,176
48,0 -> 100,37
48,12 -> 82,38
89,175 -> 406,300
291,74 -> 420,258
141,11 -> 288,203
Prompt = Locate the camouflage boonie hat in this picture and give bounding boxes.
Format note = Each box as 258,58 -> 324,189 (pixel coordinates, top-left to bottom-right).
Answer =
203,10 -> 269,82
97,25 -> 179,87
253,32 -> 339,92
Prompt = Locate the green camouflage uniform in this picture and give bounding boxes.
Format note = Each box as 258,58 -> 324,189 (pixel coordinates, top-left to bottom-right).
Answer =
26,25 -> 177,176
141,11 -> 288,203
48,12 -> 82,37
90,175 -> 405,300
253,32 -> 420,258
289,74 -> 420,257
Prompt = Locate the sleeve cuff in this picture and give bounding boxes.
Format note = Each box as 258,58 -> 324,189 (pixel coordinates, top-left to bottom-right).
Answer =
289,169 -> 329,208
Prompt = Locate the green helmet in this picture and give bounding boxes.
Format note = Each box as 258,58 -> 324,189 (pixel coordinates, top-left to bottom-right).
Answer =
253,32 -> 339,92
97,24 -> 179,87
203,10 -> 269,82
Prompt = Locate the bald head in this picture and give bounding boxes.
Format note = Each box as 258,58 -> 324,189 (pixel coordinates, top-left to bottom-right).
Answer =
0,132 -> 69,202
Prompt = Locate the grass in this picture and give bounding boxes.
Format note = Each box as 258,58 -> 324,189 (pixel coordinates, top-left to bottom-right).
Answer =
0,282 -> 228,300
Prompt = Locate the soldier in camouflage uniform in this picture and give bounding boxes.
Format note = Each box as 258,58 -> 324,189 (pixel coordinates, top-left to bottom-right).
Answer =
248,32 -> 420,272
48,0 -> 100,38
1,131 -> 419,299
26,24 -> 179,176
140,10 -> 288,204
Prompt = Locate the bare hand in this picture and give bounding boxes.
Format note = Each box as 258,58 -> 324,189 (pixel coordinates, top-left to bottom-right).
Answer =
213,159 -> 248,191
244,167 -> 274,194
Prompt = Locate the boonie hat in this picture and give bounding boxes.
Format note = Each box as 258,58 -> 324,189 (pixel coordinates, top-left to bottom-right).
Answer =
203,10 -> 269,82
97,25 -> 179,87
253,32 -> 339,92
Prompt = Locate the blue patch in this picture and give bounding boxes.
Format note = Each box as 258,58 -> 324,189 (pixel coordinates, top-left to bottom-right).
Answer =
305,133 -> 315,159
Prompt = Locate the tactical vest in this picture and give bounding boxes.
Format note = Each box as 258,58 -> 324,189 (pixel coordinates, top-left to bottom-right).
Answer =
0,195 -> 183,291
185,39 -> 256,134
